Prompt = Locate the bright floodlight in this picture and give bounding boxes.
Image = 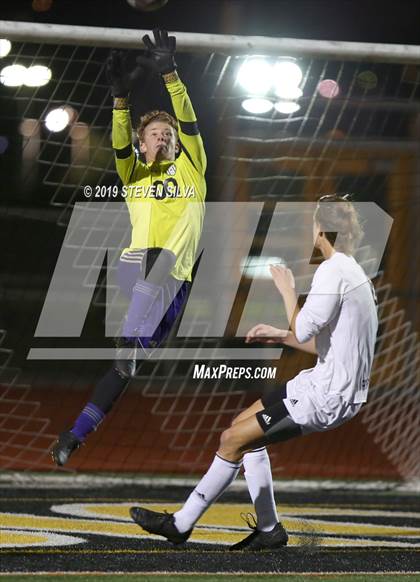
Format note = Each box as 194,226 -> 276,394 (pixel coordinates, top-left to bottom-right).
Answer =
242,98 -> 273,114
273,60 -> 303,99
0,39 -> 11,58
275,85 -> 303,100
45,107 -> 71,132
274,61 -> 303,86
274,101 -> 301,114
237,57 -> 273,95
25,65 -> 51,87
0,64 -> 27,87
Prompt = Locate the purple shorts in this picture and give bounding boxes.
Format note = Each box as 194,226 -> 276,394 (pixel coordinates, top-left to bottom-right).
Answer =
117,256 -> 190,349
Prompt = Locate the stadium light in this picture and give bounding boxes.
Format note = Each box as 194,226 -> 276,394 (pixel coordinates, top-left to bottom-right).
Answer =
274,100 -> 301,114
274,61 -> 303,86
0,39 -> 11,58
273,60 -> 303,100
274,85 -> 303,100
0,64 -> 27,87
237,57 -> 273,95
0,63 -> 52,87
25,65 -> 52,87
45,107 -> 72,132
241,98 -> 273,114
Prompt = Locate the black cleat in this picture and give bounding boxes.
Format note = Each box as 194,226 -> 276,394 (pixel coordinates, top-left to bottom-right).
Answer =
51,431 -> 81,466
229,513 -> 288,551
130,506 -> 192,545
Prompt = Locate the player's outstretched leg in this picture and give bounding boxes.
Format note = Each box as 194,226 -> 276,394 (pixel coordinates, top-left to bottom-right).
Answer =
51,372 -> 126,467
51,250 -> 186,467
51,430 -> 83,466
130,507 -> 192,545
130,454 -> 241,543
130,408 -> 273,546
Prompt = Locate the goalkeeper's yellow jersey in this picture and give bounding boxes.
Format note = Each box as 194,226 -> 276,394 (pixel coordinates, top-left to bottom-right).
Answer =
112,74 -> 206,282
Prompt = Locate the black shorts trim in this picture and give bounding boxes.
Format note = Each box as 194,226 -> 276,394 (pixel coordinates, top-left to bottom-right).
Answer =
261,382 -> 288,408
256,399 -> 289,433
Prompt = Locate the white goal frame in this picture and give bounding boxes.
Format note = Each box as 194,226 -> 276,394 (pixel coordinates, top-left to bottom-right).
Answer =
0,20 -> 420,64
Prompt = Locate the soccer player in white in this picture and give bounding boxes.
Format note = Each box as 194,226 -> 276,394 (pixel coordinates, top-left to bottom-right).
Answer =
131,194 -> 379,550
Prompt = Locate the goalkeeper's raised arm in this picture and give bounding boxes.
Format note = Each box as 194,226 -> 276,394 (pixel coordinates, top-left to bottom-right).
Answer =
138,28 -> 207,178
107,50 -> 146,186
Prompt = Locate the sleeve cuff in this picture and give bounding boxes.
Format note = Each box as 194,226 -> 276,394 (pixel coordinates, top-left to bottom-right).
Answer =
295,311 -> 315,344
162,71 -> 179,84
113,97 -> 129,110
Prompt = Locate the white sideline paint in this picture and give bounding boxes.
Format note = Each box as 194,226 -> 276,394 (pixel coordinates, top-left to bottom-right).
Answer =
0,472 -> 419,492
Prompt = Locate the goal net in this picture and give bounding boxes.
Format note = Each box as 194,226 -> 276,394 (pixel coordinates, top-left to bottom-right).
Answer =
0,22 -> 419,480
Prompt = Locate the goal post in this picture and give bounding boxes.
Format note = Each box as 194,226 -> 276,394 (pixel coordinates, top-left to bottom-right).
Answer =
0,22 -> 419,482
1,20 -> 420,63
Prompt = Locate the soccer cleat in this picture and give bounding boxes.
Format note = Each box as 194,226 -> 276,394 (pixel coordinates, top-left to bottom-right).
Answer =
229,513 -> 288,551
130,506 -> 192,545
51,431 -> 81,466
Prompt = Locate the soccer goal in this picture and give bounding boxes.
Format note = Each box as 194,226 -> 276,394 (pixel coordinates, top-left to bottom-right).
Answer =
0,20 -> 419,482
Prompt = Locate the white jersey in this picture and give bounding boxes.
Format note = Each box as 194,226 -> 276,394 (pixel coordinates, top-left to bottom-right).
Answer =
288,252 -> 378,420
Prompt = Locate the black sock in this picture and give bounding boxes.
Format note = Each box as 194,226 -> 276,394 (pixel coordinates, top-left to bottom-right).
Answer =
90,368 -> 130,414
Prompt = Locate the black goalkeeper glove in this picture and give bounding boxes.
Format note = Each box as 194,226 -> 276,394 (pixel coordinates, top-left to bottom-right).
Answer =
137,29 -> 177,75
106,50 -> 144,98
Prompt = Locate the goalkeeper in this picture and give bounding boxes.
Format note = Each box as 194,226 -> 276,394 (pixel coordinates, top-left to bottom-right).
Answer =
52,29 -> 206,466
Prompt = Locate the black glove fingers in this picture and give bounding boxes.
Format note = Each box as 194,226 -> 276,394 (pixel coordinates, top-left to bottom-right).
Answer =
121,52 -> 130,74
106,51 -> 121,83
108,50 -> 119,72
160,29 -> 169,47
140,30 -> 176,75
107,50 -> 130,97
168,35 -> 176,52
152,28 -> 162,47
142,34 -> 155,50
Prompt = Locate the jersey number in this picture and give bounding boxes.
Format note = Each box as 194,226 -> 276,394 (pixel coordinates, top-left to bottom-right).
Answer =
151,178 -> 178,200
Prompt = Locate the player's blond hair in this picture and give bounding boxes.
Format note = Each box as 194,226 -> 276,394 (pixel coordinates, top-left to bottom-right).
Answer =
314,194 -> 363,255
137,110 -> 178,142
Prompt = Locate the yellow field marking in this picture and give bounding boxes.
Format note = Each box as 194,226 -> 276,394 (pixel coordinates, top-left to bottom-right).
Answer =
0,529 -> 85,548
1,532 -> 45,546
1,501 -> 420,549
50,503 -> 420,537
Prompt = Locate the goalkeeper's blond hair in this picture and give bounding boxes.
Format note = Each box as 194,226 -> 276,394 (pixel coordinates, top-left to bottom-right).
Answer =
137,110 -> 178,142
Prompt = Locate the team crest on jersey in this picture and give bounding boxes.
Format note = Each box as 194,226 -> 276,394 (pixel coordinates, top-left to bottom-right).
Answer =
166,164 -> 177,176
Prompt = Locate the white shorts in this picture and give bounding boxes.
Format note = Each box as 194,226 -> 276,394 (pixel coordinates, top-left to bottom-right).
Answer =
284,382 -> 363,435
